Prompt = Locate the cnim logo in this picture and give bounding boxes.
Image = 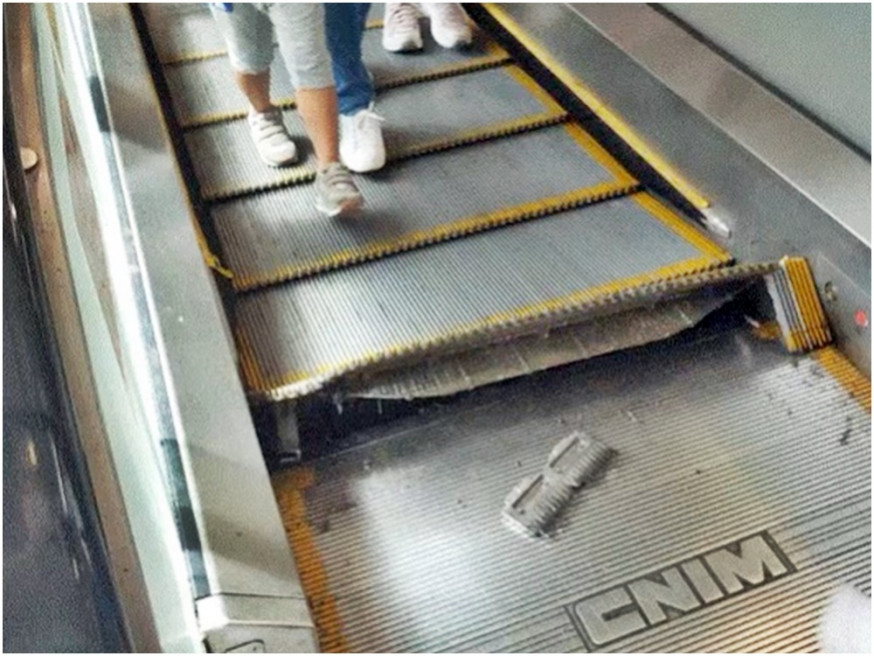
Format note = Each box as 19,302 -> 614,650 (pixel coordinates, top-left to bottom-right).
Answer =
567,531 -> 795,649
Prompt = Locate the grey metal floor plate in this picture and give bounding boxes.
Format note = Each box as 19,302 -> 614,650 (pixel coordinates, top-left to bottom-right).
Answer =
161,24 -> 507,127
235,193 -> 727,399
272,330 -> 871,652
186,65 -> 568,201
214,124 -> 636,290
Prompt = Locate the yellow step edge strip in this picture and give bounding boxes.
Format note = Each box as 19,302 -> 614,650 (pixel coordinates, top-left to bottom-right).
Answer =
503,64 -> 568,116
562,121 -> 638,189
631,193 -> 730,264
158,19 -> 386,66
179,44 -> 511,130
271,467 -> 348,653
238,254 -> 722,395
813,347 -> 871,413
785,256 -> 831,347
202,109 -> 571,202
749,320 -> 782,342
482,3 -> 710,210
234,181 -> 639,292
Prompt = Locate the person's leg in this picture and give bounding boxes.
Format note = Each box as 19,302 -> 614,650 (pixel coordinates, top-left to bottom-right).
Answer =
269,3 -> 363,215
325,3 -> 373,116
235,71 -> 272,113
269,3 -> 338,168
210,3 -> 297,166
295,88 -> 339,170
325,3 -> 386,173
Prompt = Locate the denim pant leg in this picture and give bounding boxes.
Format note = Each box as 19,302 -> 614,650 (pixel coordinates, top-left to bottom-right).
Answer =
325,3 -> 373,115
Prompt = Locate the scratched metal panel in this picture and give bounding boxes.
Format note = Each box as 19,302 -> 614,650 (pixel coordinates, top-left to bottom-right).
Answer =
159,24 -> 504,126
236,194 -> 707,394
214,125 -> 629,286
185,66 -> 564,199
274,330 -> 871,652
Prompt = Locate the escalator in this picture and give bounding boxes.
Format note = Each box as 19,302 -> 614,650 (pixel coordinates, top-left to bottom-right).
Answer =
50,3 -> 873,651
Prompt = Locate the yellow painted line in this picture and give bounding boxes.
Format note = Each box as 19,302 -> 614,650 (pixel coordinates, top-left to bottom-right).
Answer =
234,324 -> 268,394
160,48 -> 227,66
374,47 -> 511,92
813,347 -> 871,413
234,181 -> 638,292
504,65 -> 568,115
563,122 -> 638,188
204,108 -> 569,202
245,254 -> 721,394
161,20 -> 385,66
272,468 -> 348,653
630,193 -> 730,263
386,110 -> 569,161
749,320 -> 782,342
181,95 -> 297,130
482,3 -> 711,210
785,257 -> 831,347
180,52 -> 510,130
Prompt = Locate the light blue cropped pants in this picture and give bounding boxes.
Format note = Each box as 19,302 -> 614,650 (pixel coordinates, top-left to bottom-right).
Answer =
209,3 -> 334,90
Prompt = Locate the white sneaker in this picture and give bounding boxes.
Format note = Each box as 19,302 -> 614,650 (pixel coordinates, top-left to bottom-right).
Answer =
422,3 -> 473,49
339,104 -> 386,173
247,107 -> 297,167
315,163 -> 364,217
383,3 -> 423,52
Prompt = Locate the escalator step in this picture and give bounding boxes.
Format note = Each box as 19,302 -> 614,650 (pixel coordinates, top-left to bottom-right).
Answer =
271,335 -> 871,652
161,23 -> 509,128
235,192 -> 729,400
213,123 -> 638,291
188,66 -> 570,202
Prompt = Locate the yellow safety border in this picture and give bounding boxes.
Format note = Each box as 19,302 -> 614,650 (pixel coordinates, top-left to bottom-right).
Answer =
272,467 -> 349,653
482,3 -> 711,210
221,59 -> 658,291
201,108 -> 573,202
199,64 -> 568,201
237,250 -> 725,398
813,347 -> 871,413
233,181 -> 638,292
158,19 -> 386,66
203,110 -> 571,202
177,40 -> 512,130
783,256 -> 831,349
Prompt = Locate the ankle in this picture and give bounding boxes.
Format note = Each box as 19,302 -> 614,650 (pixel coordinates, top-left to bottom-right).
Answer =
249,103 -> 275,115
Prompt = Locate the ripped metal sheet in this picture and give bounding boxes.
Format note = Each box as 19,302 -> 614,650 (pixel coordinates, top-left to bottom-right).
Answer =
346,292 -> 736,399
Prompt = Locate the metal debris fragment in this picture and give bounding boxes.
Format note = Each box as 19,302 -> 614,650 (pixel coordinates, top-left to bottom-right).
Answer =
502,431 -> 613,537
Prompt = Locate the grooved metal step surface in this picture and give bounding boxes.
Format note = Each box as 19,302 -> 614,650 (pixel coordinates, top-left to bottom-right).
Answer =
272,332 -> 872,653
140,3 -> 228,63
141,4 -> 391,64
159,19 -> 507,127
345,292 -> 738,399
187,65 -> 569,202
235,193 -> 729,400
214,124 -> 637,290
144,2 -> 733,403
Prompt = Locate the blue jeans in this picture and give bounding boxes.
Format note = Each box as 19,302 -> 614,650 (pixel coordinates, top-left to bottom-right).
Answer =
325,3 -> 373,115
